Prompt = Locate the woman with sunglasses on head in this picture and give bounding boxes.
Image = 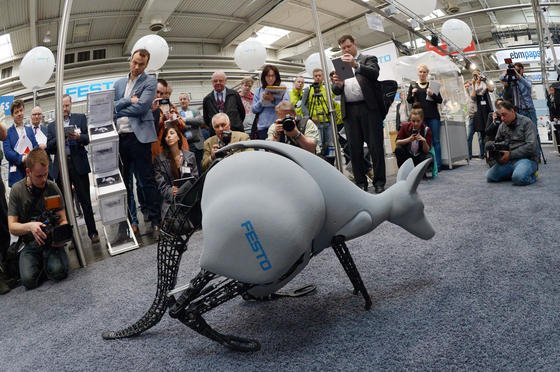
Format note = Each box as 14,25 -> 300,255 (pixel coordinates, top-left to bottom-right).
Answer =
153,123 -> 199,219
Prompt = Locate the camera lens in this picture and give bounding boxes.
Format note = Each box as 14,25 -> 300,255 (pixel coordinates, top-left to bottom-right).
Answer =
281,116 -> 296,132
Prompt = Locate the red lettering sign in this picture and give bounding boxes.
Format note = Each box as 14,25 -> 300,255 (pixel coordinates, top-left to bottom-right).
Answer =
426,40 -> 475,56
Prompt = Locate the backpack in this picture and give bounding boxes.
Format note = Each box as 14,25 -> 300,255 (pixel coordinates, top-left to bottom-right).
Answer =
379,80 -> 398,117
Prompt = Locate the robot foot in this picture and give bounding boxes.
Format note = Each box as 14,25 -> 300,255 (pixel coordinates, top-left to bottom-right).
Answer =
173,272 -> 259,351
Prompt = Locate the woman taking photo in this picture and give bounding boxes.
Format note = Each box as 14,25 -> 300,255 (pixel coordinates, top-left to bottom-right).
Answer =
251,64 -> 289,139
407,64 -> 443,171
467,69 -> 494,160
154,124 -> 199,219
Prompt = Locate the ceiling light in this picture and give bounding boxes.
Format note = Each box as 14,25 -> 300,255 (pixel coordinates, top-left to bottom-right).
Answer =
43,30 -> 51,44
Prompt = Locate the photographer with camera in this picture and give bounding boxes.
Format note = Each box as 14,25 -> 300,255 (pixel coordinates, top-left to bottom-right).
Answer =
499,62 -> 537,127
267,101 -> 319,154
467,69 -> 494,160
394,104 -> 432,168
301,68 -> 341,163
486,100 -> 539,186
202,113 -> 249,171
484,98 -> 505,167
8,148 -> 70,290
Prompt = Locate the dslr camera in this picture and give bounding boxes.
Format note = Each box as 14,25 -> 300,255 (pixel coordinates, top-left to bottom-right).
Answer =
220,130 -> 232,147
504,58 -> 517,80
312,82 -> 322,96
281,115 -> 297,132
487,141 -> 510,160
31,195 -> 73,245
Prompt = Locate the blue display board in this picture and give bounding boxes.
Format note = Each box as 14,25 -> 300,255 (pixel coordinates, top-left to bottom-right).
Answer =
0,95 -> 14,116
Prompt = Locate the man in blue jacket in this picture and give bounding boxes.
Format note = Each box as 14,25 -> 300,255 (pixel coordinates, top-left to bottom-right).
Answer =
113,48 -> 161,238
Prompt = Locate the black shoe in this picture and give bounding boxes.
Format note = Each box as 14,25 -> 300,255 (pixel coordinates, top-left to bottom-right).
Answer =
89,233 -> 100,244
152,225 -> 161,240
374,185 -> 385,194
0,278 -> 10,295
357,183 -> 368,192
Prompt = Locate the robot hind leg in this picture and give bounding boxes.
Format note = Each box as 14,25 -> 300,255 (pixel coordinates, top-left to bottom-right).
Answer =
170,270 -> 260,352
332,235 -> 372,310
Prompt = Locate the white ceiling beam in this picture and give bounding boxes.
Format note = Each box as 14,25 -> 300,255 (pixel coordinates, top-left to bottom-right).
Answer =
173,11 -> 246,24
286,0 -> 343,19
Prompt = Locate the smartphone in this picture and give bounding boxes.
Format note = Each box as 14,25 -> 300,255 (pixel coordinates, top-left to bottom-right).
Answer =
64,125 -> 77,136
160,98 -> 170,115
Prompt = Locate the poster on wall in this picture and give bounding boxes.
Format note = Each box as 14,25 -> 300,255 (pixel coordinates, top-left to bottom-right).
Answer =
361,41 -> 399,82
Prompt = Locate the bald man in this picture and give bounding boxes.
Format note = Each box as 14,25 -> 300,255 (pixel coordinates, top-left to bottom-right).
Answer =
30,106 -> 47,150
202,70 -> 245,135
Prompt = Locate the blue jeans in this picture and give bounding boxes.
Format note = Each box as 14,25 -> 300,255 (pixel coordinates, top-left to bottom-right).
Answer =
19,242 -> 69,289
426,118 -> 441,170
317,121 -> 334,157
486,158 -> 538,186
467,118 -> 484,159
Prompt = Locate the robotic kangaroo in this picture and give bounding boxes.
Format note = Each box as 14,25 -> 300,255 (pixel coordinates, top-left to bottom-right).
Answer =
103,140 -> 435,352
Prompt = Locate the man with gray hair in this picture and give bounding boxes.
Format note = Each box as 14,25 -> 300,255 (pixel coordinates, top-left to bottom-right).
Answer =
202,113 -> 249,171
30,106 -> 47,150
202,71 -> 245,135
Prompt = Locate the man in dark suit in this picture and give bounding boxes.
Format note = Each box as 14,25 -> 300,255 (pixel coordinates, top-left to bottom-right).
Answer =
202,71 -> 245,135
113,48 -> 161,238
46,94 -> 99,243
332,34 -> 386,194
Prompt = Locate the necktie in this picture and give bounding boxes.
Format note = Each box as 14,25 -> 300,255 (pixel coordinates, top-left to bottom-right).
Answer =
217,92 -> 224,112
34,127 -> 38,134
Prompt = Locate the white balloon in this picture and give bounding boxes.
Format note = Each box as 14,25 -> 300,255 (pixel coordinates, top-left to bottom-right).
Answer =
398,0 -> 437,17
304,53 -> 334,77
19,46 -> 55,90
441,19 -> 473,50
132,35 -> 169,72
234,39 -> 267,71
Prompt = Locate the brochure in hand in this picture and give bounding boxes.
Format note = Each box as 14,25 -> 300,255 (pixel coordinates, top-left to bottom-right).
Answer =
264,85 -> 287,98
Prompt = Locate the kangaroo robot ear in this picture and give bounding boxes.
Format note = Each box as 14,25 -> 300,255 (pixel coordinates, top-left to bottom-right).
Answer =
200,150 -> 326,285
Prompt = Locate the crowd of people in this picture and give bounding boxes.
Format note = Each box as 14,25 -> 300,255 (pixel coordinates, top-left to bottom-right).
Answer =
0,34 -> 548,295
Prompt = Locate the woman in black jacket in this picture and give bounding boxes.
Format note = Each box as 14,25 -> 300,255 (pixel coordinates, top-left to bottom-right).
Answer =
407,64 -> 443,171
154,124 -> 199,219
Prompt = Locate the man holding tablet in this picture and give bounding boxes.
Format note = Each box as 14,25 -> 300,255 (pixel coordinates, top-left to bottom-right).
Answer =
331,34 -> 386,194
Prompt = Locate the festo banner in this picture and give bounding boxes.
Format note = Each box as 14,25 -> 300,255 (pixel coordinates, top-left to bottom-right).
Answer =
495,47 -> 560,67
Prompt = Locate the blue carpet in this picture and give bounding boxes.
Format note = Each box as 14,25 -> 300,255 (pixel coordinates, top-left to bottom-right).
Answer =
1,148 -> 560,370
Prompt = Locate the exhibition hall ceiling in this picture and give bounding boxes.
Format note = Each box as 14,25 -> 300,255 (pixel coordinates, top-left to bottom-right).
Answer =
1,0 -> 560,74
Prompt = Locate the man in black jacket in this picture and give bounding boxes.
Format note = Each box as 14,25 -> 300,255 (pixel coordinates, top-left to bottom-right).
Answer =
332,34 -> 386,194
47,94 -> 99,243
202,71 -> 245,135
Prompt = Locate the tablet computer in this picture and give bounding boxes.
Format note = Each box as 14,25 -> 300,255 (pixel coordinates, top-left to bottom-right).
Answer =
331,57 -> 355,80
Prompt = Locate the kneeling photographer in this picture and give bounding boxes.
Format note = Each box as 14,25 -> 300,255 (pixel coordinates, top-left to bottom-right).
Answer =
486,100 -> 539,186
8,148 -> 72,290
267,101 -> 320,154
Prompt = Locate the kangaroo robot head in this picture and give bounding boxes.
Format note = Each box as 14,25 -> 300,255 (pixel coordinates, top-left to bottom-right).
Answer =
103,141 -> 435,352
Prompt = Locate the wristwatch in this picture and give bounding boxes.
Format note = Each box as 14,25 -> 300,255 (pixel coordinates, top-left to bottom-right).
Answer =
291,131 -> 302,141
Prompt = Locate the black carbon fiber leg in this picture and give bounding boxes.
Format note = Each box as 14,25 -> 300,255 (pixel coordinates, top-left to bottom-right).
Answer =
332,235 -> 372,310
102,230 -> 188,339
173,274 -> 260,352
